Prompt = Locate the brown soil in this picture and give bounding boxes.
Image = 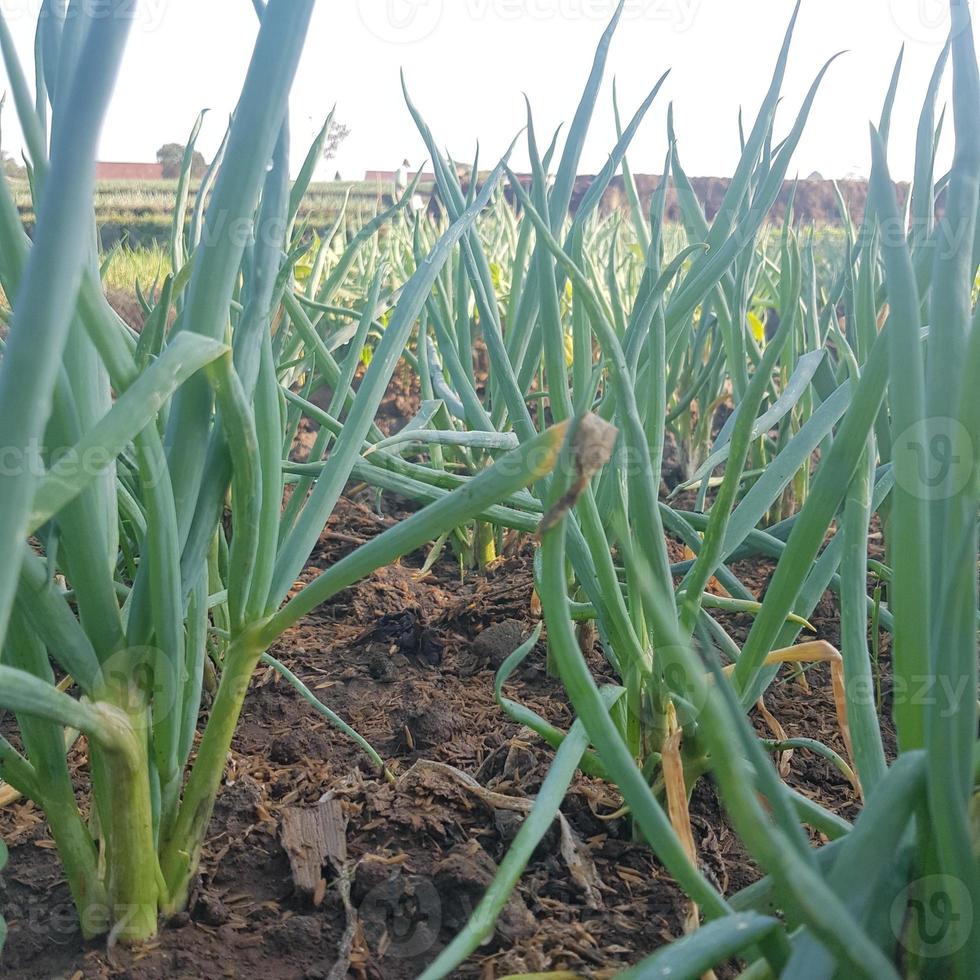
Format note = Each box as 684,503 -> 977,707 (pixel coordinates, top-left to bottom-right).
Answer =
0,386 -> 894,979
105,288 -> 146,331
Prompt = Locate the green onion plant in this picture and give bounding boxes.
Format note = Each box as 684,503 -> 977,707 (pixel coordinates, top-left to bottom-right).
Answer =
0,0 -> 563,943
0,0 -> 975,975
401,2 -> 979,977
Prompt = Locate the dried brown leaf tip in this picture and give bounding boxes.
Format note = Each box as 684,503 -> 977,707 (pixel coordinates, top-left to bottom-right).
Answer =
538,412 -> 619,537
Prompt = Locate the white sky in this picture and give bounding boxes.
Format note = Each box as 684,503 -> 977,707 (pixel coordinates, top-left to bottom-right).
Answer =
0,0 -> 974,182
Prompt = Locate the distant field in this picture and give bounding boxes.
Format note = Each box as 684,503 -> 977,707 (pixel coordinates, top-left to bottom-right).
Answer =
98,223 -> 849,304
11,178 -> 398,248
12,175 -> 870,252
6,177 -> 853,296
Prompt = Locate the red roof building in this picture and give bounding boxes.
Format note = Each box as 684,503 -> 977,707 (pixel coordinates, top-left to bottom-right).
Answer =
95,162 -> 165,180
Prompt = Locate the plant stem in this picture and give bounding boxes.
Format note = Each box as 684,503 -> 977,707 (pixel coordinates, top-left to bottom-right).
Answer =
159,635 -> 263,913
474,520 -> 497,569
91,706 -> 160,943
41,794 -> 108,941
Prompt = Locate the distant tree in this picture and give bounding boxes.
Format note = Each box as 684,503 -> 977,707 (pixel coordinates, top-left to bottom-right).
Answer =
322,120 -> 350,163
156,142 -> 207,179
0,94 -> 16,178
1,150 -> 25,179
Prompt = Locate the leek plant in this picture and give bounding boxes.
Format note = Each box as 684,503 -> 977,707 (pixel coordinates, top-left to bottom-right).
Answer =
0,0 -> 564,943
407,2 -> 979,977
391,0 -> 851,796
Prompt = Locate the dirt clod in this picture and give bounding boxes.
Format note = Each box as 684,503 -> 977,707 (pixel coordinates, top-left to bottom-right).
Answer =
471,618 -> 527,669
269,914 -> 323,951
194,891 -> 231,927
434,840 -> 535,941
270,733 -> 305,765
